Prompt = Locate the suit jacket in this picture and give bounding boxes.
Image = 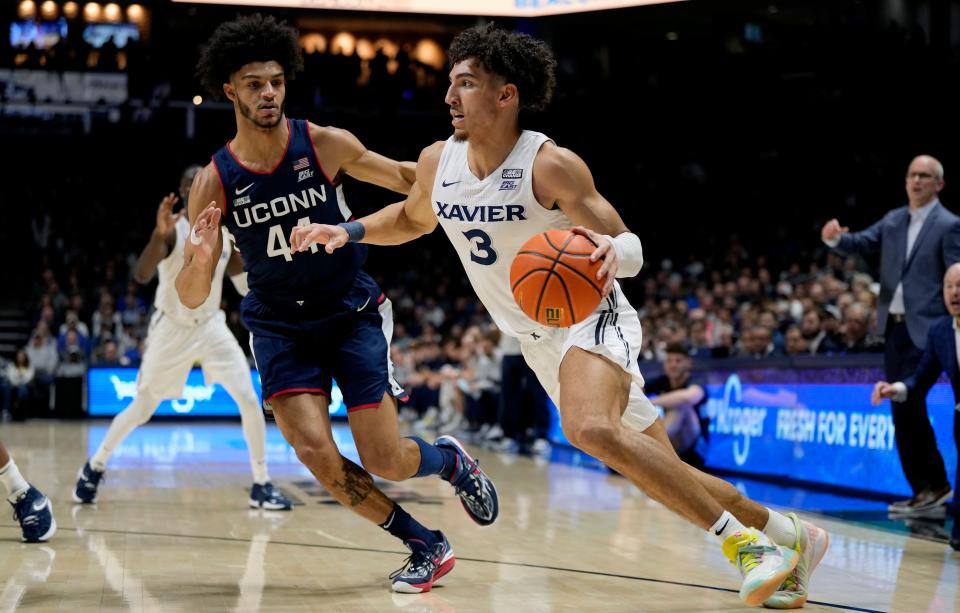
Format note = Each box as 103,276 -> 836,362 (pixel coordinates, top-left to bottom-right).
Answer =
903,316 -> 960,401
833,201 -> 960,349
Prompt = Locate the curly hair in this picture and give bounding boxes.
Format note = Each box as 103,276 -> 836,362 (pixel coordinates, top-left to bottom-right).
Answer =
196,14 -> 304,99
448,23 -> 556,113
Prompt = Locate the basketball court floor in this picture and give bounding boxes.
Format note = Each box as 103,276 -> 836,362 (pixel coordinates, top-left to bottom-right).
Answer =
1,420 -> 957,612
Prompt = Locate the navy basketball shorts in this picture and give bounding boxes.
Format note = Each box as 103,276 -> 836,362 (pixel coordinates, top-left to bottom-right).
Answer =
241,291 -> 405,414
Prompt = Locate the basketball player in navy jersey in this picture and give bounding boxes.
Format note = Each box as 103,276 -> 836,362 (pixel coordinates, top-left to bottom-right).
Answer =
291,24 -> 829,608
177,15 -> 498,594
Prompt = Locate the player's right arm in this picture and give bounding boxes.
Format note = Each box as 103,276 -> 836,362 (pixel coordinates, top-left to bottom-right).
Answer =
175,164 -> 224,309
133,193 -> 181,284
289,142 -> 443,253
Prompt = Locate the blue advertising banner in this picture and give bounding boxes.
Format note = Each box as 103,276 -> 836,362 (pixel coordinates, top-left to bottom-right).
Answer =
547,363 -> 957,497
699,374 -> 956,497
87,367 -> 346,417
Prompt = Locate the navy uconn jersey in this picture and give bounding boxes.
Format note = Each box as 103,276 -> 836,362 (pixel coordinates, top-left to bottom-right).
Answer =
213,118 -> 367,307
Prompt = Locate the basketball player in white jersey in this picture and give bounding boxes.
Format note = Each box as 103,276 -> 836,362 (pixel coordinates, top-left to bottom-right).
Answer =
74,166 -> 291,511
290,24 -> 828,608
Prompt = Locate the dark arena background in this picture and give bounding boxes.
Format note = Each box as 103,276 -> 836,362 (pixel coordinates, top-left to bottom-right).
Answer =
1,1 -> 959,611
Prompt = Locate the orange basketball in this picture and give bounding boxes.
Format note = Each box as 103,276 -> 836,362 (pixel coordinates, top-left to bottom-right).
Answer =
510,229 -> 604,327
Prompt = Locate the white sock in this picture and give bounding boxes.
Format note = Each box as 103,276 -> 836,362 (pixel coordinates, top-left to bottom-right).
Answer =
763,507 -> 798,548
710,510 -> 748,543
232,388 -> 269,485
0,459 -> 30,502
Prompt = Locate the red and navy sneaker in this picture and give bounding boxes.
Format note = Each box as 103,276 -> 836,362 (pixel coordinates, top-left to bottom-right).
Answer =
435,435 -> 499,526
390,531 -> 455,593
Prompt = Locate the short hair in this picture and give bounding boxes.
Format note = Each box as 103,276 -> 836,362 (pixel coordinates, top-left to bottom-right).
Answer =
664,342 -> 690,357
447,23 -> 556,113
196,14 -> 304,99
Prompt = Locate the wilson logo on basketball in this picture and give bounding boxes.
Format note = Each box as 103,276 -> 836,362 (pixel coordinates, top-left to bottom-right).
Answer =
545,307 -> 564,325
510,229 -> 603,327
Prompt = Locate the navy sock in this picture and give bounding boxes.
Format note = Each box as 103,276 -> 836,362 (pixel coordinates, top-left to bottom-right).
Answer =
380,504 -> 438,550
409,436 -> 458,480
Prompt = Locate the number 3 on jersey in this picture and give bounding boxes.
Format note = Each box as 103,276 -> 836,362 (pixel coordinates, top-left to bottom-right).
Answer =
463,229 -> 497,265
267,217 -> 319,261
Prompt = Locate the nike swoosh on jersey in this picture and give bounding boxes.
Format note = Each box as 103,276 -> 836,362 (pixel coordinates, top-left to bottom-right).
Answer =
235,183 -> 255,195
441,179 -> 461,187
356,297 -> 371,312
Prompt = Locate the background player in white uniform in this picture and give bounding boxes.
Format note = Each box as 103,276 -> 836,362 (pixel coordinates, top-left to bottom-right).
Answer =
74,166 -> 291,511
291,24 -> 829,609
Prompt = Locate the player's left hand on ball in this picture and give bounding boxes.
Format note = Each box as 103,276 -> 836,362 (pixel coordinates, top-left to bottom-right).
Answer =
572,226 -> 618,297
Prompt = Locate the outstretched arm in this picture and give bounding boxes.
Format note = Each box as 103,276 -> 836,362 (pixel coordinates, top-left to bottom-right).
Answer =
289,142 -> 443,253
134,193 -> 181,284
311,124 -> 417,195
533,143 -> 642,296
175,164 -> 224,309
823,217 -> 884,256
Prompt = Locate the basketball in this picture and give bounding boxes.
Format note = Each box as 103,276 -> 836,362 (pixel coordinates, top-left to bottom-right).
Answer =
510,229 -> 604,327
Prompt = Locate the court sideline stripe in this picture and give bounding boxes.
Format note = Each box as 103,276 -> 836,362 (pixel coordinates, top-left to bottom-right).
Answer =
0,523 -> 885,612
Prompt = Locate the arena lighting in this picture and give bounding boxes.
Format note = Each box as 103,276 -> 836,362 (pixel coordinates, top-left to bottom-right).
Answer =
330,32 -> 355,56
63,2 -> 79,18
355,38 -> 375,61
17,1 -> 36,20
193,95 -> 203,105
300,33 -> 327,54
83,2 -> 102,21
168,0 -> 685,18
103,2 -> 121,22
126,4 -> 145,24
413,38 -> 444,69
40,1 -> 58,20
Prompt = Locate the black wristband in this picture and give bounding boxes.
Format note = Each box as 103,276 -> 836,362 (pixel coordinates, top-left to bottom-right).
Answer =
339,221 -> 366,243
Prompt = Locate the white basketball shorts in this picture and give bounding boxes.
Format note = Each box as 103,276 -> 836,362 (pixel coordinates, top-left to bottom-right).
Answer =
137,309 -> 253,399
518,283 -> 659,432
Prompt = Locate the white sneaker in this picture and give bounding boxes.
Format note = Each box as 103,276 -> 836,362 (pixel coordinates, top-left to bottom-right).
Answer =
722,529 -> 799,607
764,514 -> 829,609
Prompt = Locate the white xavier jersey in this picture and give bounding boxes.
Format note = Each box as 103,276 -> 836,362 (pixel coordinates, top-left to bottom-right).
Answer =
154,216 -> 231,325
432,131 -> 572,338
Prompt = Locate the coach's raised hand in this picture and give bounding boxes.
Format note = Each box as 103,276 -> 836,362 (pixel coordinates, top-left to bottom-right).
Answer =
289,223 -> 348,254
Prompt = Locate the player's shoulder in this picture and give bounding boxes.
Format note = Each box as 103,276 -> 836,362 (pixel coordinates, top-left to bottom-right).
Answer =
306,122 -> 360,149
414,141 -> 447,182
418,141 -> 447,165
533,140 -> 590,184
534,140 -> 583,170
189,162 -> 226,214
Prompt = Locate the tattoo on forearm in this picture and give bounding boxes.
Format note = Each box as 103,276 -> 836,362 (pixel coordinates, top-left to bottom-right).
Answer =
333,457 -> 374,507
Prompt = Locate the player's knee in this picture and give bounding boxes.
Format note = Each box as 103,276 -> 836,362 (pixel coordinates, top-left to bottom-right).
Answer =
358,448 -> 405,481
564,419 -> 617,459
127,393 -> 160,425
292,438 -> 338,472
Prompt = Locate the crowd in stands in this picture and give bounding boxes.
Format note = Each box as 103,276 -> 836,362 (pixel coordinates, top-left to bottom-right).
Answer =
4,4 -> 951,457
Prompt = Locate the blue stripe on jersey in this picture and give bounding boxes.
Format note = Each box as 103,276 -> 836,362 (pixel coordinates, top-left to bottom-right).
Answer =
213,118 -> 367,308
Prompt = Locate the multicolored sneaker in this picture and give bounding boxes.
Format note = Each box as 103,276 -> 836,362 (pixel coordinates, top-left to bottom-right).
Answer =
249,482 -> 293,511
435,435 -> 499,526
73,461 -> 105,504
11,485 -> 56,543
764,514 -> 830,609
390,531 -> 456,593
723,529 -> 799,607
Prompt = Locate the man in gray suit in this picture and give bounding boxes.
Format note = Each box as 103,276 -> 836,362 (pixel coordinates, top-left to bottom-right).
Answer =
822,154 -> 960,514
